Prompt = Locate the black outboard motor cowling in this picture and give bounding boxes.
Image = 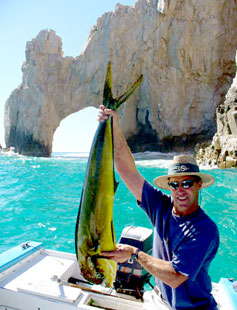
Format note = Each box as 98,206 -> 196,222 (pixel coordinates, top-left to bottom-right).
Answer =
114,226 -> 153,299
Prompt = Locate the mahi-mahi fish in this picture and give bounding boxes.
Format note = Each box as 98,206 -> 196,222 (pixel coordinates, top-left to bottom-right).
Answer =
75,62 -> 143,287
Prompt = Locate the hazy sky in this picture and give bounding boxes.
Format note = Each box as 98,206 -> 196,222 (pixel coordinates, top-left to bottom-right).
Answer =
0,0 -> 135,152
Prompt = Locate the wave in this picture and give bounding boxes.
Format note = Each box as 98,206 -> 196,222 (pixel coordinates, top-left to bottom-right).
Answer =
133,151 -> 219,170
134,151 -> 187,169
0,150 -> 219,170
52,152 -> 89,159
133,151 -> 177,160
0,149 -> 18,157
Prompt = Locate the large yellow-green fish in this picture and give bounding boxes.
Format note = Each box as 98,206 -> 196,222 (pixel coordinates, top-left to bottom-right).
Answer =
75,62 -> 143,287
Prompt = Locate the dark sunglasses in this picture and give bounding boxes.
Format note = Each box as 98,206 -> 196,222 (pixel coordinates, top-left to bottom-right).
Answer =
168,179 -> 196,190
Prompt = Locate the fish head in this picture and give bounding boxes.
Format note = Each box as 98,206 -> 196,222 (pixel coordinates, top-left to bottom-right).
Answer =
79,254 -> 117,287
77,237 -> 117,287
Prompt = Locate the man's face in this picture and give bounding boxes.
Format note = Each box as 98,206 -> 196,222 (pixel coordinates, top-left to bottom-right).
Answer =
169,175 -> 202,217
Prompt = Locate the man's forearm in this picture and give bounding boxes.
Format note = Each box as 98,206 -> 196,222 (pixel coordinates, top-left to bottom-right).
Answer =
102,244 -> 188,289
136,250 -> 188,289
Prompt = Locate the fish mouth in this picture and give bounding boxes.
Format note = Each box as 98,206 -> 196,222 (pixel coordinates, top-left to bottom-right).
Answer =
80,255 -> 116,287
80,256 -> 104,284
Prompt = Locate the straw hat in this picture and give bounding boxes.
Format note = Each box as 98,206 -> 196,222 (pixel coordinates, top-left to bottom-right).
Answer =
153,155 -> 215,190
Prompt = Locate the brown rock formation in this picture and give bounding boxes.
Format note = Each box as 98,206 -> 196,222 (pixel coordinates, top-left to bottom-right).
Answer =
196,52 -> 237,168
4,0 -> 237,157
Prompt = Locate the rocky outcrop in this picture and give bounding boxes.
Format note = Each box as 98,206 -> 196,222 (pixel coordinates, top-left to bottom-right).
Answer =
196,52 -> 237,168
4,0 -> 237,157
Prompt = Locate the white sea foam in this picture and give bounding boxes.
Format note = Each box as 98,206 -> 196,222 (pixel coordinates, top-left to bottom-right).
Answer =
134,152 -> 179,168
135,159 -> 172,169
52,152 -> 89,159
133,151 -> 176,160
198,163 -> 218,170
133,151 -> 218,170
0,149 -> 18,157
1,151 -> 219,170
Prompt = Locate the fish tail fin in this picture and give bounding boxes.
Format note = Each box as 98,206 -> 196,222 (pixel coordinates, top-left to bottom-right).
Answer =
114,74 -> 143,110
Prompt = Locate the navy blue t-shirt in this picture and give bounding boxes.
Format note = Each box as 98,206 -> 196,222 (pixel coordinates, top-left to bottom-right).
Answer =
139,181 -> 219,310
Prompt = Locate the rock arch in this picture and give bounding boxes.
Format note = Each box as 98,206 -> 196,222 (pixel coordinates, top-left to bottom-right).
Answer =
4,0 -> 237,157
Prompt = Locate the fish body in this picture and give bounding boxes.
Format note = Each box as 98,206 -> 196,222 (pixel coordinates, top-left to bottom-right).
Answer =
75,62 -> 143,287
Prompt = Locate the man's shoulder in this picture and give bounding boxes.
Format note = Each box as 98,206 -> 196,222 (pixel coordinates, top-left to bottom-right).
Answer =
198,208 -> 218,226
193,208 -> 219,239
143,180 -> 172,204
140,180 -> 173,222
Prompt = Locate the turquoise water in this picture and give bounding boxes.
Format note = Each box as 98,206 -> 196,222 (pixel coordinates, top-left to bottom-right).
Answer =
0,152 -> 236,283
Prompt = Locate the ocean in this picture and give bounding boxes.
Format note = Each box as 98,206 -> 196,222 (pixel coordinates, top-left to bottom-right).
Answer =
0,151 -> 236,283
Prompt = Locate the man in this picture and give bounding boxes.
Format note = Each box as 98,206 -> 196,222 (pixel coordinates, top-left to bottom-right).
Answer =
98,105 -> 219,310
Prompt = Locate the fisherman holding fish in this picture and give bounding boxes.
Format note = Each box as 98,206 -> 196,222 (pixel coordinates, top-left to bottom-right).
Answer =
98,105 -> 219,310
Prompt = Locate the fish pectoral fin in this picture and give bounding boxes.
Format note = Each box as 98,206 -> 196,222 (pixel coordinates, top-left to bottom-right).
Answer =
96,258 -> 117,287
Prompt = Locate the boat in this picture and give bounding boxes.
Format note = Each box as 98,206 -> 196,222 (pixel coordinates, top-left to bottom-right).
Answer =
0,226 -> 236,310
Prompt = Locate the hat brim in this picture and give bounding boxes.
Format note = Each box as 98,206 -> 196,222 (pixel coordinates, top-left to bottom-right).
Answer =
153,172 -> 215,190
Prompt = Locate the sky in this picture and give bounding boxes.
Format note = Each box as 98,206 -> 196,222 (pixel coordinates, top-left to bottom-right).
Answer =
0,0 -> 136,152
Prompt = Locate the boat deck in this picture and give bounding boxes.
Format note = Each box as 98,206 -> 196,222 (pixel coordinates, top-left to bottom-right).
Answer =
0,242 -> 145,309
0,242 -> 236,310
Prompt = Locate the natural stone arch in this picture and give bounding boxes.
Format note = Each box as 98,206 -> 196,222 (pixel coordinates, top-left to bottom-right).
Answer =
4,0 -> 237,157
4,26 -> 143,157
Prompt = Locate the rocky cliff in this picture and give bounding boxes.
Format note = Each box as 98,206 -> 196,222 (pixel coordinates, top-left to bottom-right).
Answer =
196,51 -> 237,168
4,0 -> 237,157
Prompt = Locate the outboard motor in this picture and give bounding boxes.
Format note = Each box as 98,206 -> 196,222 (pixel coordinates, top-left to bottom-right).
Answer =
114,226 -> 153,299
